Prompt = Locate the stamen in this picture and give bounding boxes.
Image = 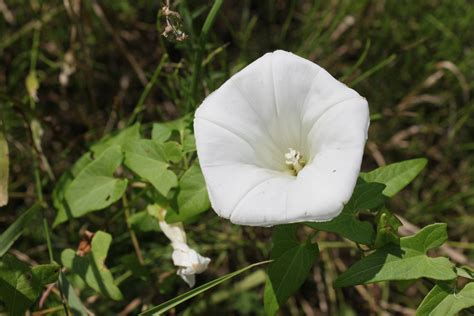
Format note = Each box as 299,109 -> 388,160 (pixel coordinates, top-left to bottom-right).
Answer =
285,148 -> 305,174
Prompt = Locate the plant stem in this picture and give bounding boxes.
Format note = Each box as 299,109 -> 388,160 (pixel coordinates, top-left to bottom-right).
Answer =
43,218 -> 54,262
349,54 -> 397,87
128,54 -> 169,125
188,0 -> 223,110
123,195 -> 145,265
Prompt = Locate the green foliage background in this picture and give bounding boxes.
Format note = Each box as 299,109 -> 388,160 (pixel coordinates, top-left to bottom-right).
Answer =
0,0 -> 473,315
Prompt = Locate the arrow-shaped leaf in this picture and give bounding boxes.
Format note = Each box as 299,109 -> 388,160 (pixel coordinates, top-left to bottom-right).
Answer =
334,223 -> 456,287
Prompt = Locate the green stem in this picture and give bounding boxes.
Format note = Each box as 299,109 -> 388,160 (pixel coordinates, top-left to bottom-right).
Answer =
128,54 -> 169,125
30,26 -> 40,72
318,241 -> 356,250
0,7 -> 62,51
349,54 -> 397,87
123,195 -> 145,265
33,162 -> 43,202
188,0 -> 223,110
43,219 -> 54,262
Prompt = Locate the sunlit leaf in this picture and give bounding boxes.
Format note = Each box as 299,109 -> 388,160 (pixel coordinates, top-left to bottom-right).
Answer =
416,282 -> 474,316
128,210 -> 161,233
53,153 -> 94,226
151,117 -> 189,143
167,162 -> 210,223
182,129 -> 196,153
65,146 -> 127,218
334,223 -> 456,287
91,124 -> 141,157
360,158 -> 427,197
123,140 -> 178,196
61,231 -> 123,300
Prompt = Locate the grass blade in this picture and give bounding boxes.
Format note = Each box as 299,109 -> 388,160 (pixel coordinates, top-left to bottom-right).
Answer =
0,203 -> 42,256
139,260 -> 270,315
0,131 -> 8,207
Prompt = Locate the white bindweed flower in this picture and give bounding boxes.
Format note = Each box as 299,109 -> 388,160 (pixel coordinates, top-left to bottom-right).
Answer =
158,211 -> 211,287
194,50 -> 369,226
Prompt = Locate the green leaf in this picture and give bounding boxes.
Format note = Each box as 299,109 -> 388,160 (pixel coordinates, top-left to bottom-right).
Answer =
374,209 -> 402,248
167,162 -> 210,223
305,181 -> 386,245
0,203 -> 42,256
0,131 -> 9,207
456,266 -> 474,280
61,231 -> 123,300
65,146 -> 128,218
264,225 -> 319,316
182,129 -> 196,153
416,282 -> 474,316
0,255 -> 60,315
334,223 -> 456,287
162,141 -> 184,163
58,272 -> 89,316
360,158 -> 427,197
53,153 -> 95,227
128,210 -> 161,233
52,172 -> 74,227
151,123 -> 172,143
151,117 -> 189,143
124,140 -> 178,196
139,260 -> 270,316
91,123 -> 141,157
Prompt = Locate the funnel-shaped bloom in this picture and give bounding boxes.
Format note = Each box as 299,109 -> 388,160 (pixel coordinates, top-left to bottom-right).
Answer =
194,50 -> 369,226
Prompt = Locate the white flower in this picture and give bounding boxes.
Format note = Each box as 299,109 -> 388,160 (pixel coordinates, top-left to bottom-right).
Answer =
158,212 -> 210,287
194,50 -> 369,226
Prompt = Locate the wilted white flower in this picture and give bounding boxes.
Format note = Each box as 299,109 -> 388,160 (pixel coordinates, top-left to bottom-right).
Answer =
194,50 -> 369,226
158,211 -> 210,287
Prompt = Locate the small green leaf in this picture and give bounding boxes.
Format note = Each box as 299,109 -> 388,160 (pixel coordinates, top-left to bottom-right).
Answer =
305,181 -> 386,245
151,117 -> 189,143
182,129 -> 196,153
167,162 -> 210,223
374,209 -> 402,248
61,231 -> 123,300
65,146 -> 127,218
91,123 -> 141,157
264,224 -> 319,316
0,255 -> 60,315
163,141 -> 183,163
124,140 -> 178,196
139,260 -> 270,316
151,123 -> 172,142
416,282 -> 474,316
0,203 -> 42,256
58,272 -> 89,316
52,172 -> 74,227
53,153 -> 94,227
360,158 -> 427,197
334,223 -> 456,287
456,266 -> 474,280
128,210 -> 161,233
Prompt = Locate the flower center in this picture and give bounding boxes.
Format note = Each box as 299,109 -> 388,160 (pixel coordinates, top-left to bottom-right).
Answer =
284,148 -> 305,175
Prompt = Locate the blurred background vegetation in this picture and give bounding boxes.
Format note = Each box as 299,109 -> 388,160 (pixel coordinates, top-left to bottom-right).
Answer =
0,0 -> 473,315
